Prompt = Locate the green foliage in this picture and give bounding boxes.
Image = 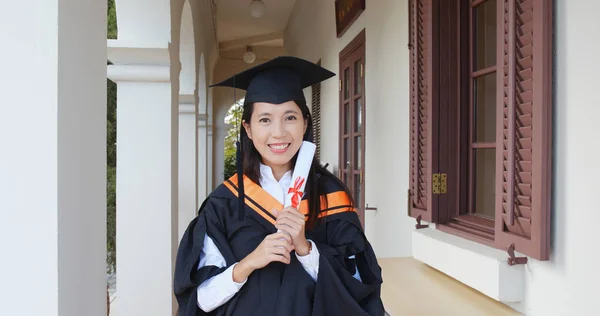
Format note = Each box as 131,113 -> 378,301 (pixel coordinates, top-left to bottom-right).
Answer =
223,101 -> 244,179
106,166 -> 116,274
107,0 -> 118,40
107,0 -> 117,274
107,79 -> 117,168
223,153 -> 237,180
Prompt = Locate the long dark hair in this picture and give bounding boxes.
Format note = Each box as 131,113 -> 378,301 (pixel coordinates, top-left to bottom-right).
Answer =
239,99 -> 354,229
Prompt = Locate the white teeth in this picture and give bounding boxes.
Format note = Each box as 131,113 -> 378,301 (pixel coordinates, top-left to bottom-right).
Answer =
270,144 -> 289,150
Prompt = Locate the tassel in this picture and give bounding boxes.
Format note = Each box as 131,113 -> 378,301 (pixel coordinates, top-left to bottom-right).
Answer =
236,140 -> 244,221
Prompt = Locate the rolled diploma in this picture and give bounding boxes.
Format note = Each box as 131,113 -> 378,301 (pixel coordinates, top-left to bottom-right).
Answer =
276,141 -> 316,243
284,141 -> 316,209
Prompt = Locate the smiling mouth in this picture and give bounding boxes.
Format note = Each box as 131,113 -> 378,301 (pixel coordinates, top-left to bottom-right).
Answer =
268,143 -> 291,151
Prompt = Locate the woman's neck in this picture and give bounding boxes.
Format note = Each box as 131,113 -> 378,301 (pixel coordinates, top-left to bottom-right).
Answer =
266,163 -> 292,182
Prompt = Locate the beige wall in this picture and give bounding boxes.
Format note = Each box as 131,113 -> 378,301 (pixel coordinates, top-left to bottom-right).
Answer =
286,0 -> 600,314
285,0 -> 413,258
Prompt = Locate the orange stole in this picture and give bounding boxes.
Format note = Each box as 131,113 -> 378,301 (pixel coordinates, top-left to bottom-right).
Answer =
224,175 -> 355,225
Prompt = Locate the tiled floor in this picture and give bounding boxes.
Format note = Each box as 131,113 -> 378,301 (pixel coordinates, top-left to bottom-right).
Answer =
379,257 -> 522,316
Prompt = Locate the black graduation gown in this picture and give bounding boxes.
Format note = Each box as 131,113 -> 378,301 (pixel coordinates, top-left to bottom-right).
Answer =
174,174 -> 385,316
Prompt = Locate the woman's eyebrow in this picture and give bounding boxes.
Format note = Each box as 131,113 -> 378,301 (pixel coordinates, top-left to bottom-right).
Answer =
257,112 -> 272,117
284,109 -> 300,115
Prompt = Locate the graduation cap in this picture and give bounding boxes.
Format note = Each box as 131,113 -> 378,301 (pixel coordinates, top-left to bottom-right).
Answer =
210,56 -> 336,220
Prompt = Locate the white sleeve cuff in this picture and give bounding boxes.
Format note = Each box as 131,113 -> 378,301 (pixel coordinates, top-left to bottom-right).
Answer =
196,263 -> 246,312
229,263 -> 247,288
295,240 -> 320,282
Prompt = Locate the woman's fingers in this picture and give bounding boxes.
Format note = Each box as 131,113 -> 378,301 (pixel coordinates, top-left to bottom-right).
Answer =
271,253 -> 290,264
275,225 -> 298,239
271,249 -> 291,263
271,239 -> 294,252
271,231 -> 292,243
272,246 -> 291,258
280,207 -> 306,221
276,217 -> 302,230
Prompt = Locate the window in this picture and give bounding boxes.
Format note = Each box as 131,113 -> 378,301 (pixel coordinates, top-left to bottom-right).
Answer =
340,30 -> 366,226
312,61 -> 322,161
408,0 -> 553,261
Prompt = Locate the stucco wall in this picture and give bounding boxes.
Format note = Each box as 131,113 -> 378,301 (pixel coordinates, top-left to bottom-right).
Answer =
285,0 -> 413,259
523,1 -> 600,314
286,0 -> 600,314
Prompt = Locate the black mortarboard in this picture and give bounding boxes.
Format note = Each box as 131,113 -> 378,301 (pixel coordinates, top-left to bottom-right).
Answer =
211,56 -> 335,104
209,56 -> 336,219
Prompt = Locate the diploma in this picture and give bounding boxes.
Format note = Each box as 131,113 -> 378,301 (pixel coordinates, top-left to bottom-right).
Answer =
276,141 -> 316,244
284,141 -> 316,209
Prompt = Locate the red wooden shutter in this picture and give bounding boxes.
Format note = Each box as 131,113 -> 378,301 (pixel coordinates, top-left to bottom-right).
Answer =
495,0 -> 552,260
408,0 -> 437,222
312,81 -> 321,160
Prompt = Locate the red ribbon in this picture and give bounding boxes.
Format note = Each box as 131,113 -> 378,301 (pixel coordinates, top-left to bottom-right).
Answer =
287,177 -> 305,209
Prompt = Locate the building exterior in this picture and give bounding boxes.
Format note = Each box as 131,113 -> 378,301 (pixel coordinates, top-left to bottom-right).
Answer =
2,0 -> 599,315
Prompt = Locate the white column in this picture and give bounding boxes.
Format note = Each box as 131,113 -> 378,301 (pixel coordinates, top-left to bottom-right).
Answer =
197,114 -> 208,203
206,88 -> 215,191
107,42 -> 178,316
0,0 -> 106,315
207,121 -> 214,190
179,94 -> 197,240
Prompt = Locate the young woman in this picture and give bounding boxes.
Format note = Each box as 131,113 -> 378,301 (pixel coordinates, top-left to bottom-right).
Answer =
174,56 -> 384,316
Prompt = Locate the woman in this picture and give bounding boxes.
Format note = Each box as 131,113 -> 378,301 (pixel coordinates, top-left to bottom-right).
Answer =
174,56 -> 384,316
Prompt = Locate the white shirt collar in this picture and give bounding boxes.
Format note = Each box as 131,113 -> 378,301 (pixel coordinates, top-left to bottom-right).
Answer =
259,163 -> 292,204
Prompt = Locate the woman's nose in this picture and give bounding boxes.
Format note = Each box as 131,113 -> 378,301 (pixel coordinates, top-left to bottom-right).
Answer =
271,120 -> 285,137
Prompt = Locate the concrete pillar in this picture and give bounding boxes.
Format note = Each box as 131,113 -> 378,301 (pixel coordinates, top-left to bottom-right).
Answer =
197,114 -> 208,204
107,42 -> 178,316
179,94 -> 197,240
0,0 -> 107,315
207,121 -> 214,190
206,88 -> 215,191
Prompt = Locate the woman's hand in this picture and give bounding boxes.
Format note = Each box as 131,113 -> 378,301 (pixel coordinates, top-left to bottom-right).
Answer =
274,207 -> 311,256
233,232 -> 294,282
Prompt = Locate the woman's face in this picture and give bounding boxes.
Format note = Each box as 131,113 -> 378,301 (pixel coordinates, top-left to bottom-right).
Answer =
243,101 -> 307,172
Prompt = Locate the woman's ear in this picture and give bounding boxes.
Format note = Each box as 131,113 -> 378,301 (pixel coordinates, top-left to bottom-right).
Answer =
242,120 -> 252,140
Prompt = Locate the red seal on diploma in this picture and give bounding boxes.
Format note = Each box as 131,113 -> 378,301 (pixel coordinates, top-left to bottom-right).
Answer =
287,177 -> 305,209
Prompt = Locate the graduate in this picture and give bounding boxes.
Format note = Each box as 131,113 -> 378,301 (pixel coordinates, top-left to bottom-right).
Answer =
174,56 -> 385,316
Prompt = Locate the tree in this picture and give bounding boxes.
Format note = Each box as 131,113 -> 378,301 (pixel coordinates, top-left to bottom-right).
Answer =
107,0 -> 117,274
223,101 -> 243,179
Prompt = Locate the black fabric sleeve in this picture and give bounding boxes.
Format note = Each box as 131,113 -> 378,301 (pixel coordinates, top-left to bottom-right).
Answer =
311,212 -> 385,316
173,198 -> 237,316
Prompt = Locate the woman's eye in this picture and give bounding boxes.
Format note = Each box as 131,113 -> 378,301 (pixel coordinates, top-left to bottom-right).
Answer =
285,115 -> 297,121
259,118 -> 270,123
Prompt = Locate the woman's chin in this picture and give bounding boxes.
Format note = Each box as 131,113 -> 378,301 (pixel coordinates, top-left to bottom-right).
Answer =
262,153 -> 295,168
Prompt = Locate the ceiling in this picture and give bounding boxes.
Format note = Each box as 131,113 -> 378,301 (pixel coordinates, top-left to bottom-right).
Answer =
215,0 -> 297,58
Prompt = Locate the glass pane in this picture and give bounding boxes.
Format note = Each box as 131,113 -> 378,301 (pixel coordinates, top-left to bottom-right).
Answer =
354,60 -> 362,94
354,136 -> 362,169
474,73 -> 496,142
343,172 -> 348,186
474,148 -> 496,218
354,98 -> 362,132
344,68 -> 350,99
473,0 -> 497,70
344,103 -> 350,134
354,175 -> 361,207
344,137 -> 350,170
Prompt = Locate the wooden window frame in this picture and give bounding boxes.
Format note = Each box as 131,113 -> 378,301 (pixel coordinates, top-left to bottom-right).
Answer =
409,0 -> 553,261
437,0 -> 498,245
339,29 -> 366,226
